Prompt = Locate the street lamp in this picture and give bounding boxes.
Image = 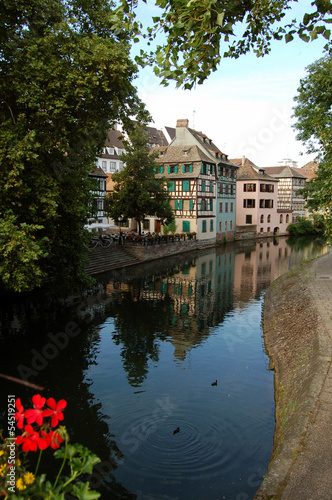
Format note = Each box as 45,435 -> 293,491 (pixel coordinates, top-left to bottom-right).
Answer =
117,216 -> 123,245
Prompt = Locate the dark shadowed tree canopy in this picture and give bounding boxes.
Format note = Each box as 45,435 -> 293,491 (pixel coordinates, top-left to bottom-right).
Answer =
0,0 -> 147,293
293,53 -> 332,242
105,126 -> 173,234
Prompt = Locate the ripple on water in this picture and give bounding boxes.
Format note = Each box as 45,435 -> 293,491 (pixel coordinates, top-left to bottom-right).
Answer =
111,403 -> 247,482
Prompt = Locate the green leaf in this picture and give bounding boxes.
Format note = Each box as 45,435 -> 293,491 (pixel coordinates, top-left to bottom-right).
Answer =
303,13 -> 311,25
71,482 -> 101,499
299,32 -> 311,42
216,12 -> 225,27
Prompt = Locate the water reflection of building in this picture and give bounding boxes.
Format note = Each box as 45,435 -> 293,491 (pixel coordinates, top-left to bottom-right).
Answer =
233,238 -> 329,306
102,248 -> 236,362
157,248 -> 235,360
99,239 -> 328,366
234,239 -> 281,304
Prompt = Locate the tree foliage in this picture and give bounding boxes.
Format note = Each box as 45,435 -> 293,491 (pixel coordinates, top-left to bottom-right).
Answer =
293,53 -> 332,242
105,126 -> 173,234
0,0 -> 147,293
127,0 -> 332,88
287,216 -> 325,237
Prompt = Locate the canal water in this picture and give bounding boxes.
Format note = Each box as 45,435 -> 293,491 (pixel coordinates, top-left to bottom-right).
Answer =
0,237 -> 328,499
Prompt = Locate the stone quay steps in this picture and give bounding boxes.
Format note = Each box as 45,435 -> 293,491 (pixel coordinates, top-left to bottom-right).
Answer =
86,244 -> 141,275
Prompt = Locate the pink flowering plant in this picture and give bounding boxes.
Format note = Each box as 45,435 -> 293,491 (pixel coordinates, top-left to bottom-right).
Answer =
0,394 -> 101,498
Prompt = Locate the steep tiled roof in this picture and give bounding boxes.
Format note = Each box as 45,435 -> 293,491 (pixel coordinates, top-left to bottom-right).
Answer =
146,126 -> 169,147
90,167 -> 107,178
264,166 -> 307,179
156,144 -> 214,165
236,164 -> 277,181
189,128 -> 223,154
105,129 -> 124,149
230,157 -> 259,168
295,161 -> 318,180
165,126 -> 176,141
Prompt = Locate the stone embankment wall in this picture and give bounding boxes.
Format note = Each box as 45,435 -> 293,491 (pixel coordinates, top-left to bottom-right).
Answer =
255,261 -> 323,499
124,239 -> 215,261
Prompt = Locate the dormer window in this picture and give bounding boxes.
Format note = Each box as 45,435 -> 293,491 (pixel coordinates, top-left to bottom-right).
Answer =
168,165 -> 178,174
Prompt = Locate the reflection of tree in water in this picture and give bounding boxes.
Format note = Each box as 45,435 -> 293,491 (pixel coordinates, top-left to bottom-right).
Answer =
0,293 -> 136,500
111,294 -> 173,387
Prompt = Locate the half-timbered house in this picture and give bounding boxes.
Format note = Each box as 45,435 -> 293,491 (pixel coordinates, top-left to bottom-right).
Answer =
154,119 -> 237,242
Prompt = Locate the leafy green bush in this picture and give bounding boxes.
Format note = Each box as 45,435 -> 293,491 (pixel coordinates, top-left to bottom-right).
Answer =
287,217 -> 325,237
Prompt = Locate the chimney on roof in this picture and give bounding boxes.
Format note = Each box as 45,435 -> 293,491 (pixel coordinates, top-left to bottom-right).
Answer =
176,119 -> 189,128
242,155 -> 245,166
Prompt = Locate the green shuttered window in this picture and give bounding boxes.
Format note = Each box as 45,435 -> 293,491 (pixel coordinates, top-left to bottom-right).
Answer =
182,221 -> 190,232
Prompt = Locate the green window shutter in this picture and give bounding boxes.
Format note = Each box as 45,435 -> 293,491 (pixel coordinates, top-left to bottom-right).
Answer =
211,165 -> 215,174
179,199 -> 183,210
201,199 -> 204,211
175,200 -> 178,210
183,180 -> 190,191
210,199 -> 213,211
160,166 -> 163,174
175,165 -> 178,174
168,181 -> 175,191
202,220 -> 206,232
180,303 -> 189,314
182,221 -> 190,232
168,166 -> 171,174
210,182 -> 213,193
189,199 -> 194,211
210,219 -> 213,231
182,165 -> 185,173
202,180 -> 206,192
190,165 -> 193,173
153,167 -> 157,172
201,163 -> 204,174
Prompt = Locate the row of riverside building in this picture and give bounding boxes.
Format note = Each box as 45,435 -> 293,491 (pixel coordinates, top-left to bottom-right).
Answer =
92,118 -> 318,242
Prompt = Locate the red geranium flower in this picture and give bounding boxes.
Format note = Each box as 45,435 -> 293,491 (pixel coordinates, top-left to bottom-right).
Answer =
44,398 -> 67,427
16,424 -> 49,452
25,394 -> 46,426
15,398 -> 25,429
48,430 -> 64,449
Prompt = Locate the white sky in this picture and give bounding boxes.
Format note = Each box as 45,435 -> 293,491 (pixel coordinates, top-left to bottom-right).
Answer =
132,0 -> 327,167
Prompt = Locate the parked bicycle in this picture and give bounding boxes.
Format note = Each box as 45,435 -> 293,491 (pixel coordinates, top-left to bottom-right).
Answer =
89,235 -> 113,249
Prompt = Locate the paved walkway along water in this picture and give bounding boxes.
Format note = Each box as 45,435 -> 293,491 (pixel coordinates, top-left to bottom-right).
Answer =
256,250 -> 332,499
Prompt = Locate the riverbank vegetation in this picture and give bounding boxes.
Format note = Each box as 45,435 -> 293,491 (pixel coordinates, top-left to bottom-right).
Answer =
0,0 -> 147,294
287,216 -> 326,237
293,53 -> 332,244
